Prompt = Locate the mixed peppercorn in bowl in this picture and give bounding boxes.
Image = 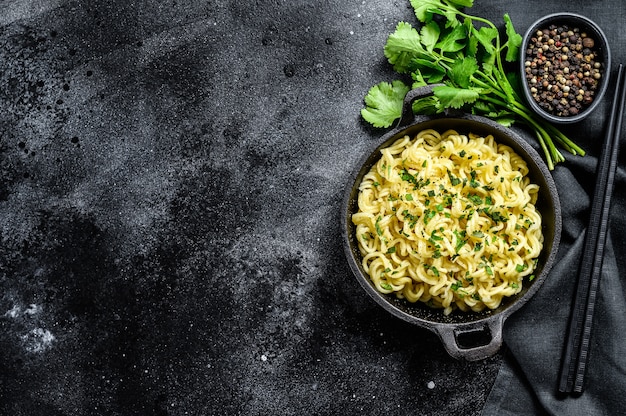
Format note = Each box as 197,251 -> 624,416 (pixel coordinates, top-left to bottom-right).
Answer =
520,13 -> 611,124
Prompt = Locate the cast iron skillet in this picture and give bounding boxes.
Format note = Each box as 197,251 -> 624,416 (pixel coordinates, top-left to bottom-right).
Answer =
342,85 -> 562,361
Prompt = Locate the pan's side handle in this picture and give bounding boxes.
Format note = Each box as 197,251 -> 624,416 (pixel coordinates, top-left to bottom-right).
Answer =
396,84 -> 445,128
433,316 -> 505,361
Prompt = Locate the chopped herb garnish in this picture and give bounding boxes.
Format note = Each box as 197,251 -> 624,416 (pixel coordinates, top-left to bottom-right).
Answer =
468,194 -> 483,205
430,230 -> 443,241
454,230 -> 467,252
447,170 -> 461,186
400,169 -> 430,189
402,210 -> 418,228
375,216 -> 383,236
482,208 -> 507,223
424,209 -> 436,224
424,264 -> 440,277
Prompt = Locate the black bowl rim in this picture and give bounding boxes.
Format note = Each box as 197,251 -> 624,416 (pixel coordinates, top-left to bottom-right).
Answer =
519,12 -> 611,124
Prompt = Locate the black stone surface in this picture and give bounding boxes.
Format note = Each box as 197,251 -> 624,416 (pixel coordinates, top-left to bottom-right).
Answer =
1,1 -> 622,415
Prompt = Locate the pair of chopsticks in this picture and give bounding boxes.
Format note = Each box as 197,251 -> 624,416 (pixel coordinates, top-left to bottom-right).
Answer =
558,63 -> 626,395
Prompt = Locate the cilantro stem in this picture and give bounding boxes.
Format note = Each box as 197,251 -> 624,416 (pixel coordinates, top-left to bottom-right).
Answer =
479,95 -> 564,169
542,123 -> 586,156
510,109 -> 565,167
532,130 -> 556,171
472,71 -> 586,166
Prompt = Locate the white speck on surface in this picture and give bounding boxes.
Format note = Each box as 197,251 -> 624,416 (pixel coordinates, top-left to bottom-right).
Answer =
5,305 -> 20,318
25,304 -> 41,315
261,354 -> 268,362
427,381 -> 435,389
21,328 -> 55,353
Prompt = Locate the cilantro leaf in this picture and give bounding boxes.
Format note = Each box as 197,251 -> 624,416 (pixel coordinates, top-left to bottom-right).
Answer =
410,0 -> 443,23
448,56 -> 479,88
411,69 -> 428,88
435,25 -> 467,53
420,21 -> 440,52
504,13 -> 523,62
448,0 -> 474,6
411,96 -> 440,115
361,81 -> 410,128
471,26 -> 498,56
464,18 -> 479,57
433,85 -> 479,109
413,59 -> 446,83
493,116 -> 516,127
384,22 -> 425,73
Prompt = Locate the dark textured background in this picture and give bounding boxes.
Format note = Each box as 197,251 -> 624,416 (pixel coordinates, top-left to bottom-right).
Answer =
1,1 -> 623,415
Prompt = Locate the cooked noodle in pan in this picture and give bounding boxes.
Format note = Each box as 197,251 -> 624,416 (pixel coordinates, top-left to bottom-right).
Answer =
352,129 -> 543,315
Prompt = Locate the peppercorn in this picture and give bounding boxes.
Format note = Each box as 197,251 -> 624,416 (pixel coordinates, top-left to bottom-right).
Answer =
524,24 -> 604,118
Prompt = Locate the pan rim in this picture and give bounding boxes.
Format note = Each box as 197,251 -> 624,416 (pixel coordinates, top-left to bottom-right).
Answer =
342,113 -> 562,330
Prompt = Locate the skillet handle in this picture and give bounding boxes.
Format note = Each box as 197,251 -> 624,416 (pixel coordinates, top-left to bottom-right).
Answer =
396,83 -> 445,128
433,316 -> 505,361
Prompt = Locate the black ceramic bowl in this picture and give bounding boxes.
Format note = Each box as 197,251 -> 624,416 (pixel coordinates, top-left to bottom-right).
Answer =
342,86 -> 562,361
520,13 -> 611,124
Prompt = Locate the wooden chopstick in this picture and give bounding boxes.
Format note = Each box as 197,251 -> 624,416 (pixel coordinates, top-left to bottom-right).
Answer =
558,63 -> 626,394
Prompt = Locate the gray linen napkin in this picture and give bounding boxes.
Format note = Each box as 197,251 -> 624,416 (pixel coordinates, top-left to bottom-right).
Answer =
482,147 -> 626,414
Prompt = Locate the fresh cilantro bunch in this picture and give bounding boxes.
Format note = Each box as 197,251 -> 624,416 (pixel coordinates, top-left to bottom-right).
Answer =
361,0 -> 585,169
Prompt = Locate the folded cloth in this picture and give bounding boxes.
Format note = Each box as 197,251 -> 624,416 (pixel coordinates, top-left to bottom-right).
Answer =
482,134 -> 626,414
